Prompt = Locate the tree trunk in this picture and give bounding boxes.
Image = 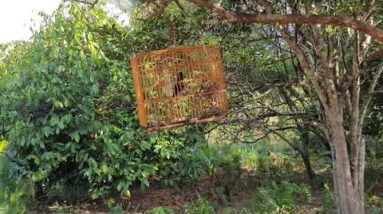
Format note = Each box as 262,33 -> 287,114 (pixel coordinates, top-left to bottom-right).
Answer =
301,152 -> 315,180
354,137 -> 366,209
300,131 -> 316,180
326,106 -> 364,214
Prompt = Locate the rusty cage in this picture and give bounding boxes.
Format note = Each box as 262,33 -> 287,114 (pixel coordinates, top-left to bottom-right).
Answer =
130,45 -> 228,131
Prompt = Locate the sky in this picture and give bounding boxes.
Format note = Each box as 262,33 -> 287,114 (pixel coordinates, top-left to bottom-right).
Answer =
0,0 -> 129,43
0,0 -> 61,43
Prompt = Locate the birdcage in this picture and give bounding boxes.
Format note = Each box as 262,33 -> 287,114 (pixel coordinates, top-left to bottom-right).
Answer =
130,45 -> 228,131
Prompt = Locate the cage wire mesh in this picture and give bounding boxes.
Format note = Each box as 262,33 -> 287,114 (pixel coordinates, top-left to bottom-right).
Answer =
131,45 -> 228,131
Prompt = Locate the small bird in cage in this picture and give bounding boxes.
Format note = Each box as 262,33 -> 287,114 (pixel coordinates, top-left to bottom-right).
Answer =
173,71 -> 184,97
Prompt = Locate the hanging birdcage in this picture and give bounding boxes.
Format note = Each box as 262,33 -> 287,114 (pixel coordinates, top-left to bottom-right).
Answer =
130,45 -> 228,131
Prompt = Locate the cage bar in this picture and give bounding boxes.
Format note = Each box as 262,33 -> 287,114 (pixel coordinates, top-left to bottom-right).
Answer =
130,45 -> 228,131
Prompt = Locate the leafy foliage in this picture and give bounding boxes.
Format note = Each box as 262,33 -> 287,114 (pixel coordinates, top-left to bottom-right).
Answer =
0,155 -> 32,214
183,198 -> 216,214
243,181 -> 312,214
146,206 -> 175,214
0,2 -> 209,202
1,0 -> 383,213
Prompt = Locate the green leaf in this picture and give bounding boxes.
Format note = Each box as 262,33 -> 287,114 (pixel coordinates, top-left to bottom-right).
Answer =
88,157 -> 97,169
53,100 -> 64,108
70,131 -> 80,142
90,83 -> 99,96
31,171 -> 45,182
50,116 -> 60,126
42,127 -> 53,137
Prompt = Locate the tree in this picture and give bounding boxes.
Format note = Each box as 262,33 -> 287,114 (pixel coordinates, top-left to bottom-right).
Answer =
197,18 -> 322,180
125,0 -> 383,213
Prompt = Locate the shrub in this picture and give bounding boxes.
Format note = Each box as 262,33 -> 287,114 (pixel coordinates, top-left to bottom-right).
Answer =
320,183 -> 337,214
146,206 -> 175,214
243,181 -> 312,214
0,3 -> 204,202
160,142 -> 222,186
0,154 -> 32,214
367,195 -> 383,214
183,198 -> 216,214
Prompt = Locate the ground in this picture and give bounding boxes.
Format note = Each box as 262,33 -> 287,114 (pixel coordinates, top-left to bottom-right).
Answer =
32,169 -> 333,213
28,144 -> 383,214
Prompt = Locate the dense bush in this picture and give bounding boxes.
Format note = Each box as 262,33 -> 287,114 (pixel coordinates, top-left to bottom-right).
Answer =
242,181 -> 311,214
0,3 -> 209,202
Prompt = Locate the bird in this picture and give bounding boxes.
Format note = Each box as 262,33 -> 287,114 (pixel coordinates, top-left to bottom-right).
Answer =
173,71 -> 184,97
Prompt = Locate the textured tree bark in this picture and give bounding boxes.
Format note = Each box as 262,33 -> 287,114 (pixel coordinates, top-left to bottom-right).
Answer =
356,138 -> 366,209
326,104 -> 364,214
348,55 -> 365,211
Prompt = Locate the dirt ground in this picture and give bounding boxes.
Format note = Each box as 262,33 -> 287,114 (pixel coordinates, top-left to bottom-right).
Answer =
33,168 -> 330,213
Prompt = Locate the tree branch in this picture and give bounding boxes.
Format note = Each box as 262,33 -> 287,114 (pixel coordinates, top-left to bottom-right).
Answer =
359,62 -> 383,127
68,0 -> 99,7
186,0 -> 383,44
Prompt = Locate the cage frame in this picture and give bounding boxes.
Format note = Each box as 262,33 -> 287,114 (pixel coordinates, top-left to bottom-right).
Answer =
130,44 -> 228,131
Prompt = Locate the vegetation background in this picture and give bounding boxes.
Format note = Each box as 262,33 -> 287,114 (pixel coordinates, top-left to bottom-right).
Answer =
0,0 -> 383,213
